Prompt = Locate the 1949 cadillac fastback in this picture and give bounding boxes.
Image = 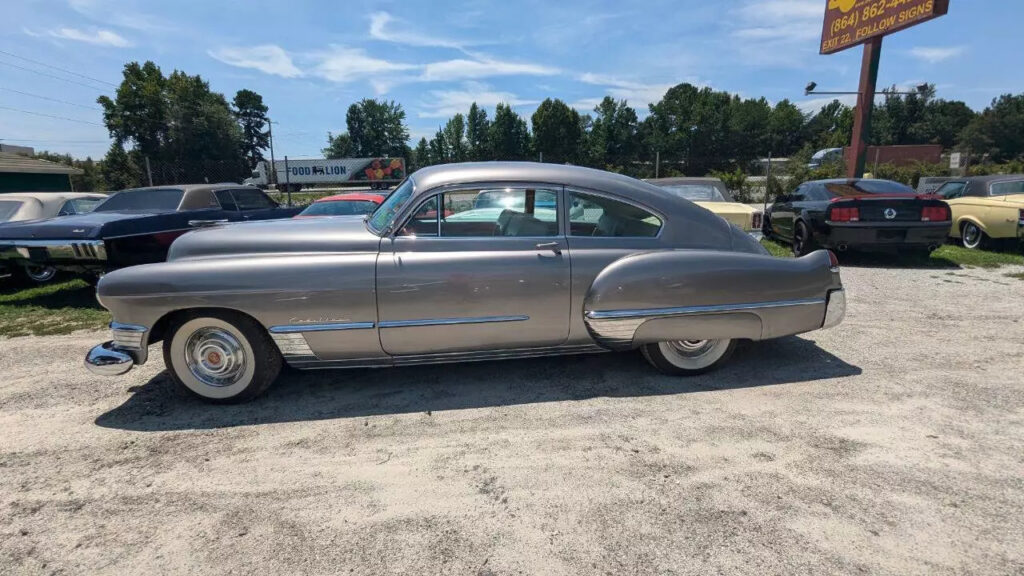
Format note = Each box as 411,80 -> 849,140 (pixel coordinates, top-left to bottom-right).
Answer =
86,163 -> 846,403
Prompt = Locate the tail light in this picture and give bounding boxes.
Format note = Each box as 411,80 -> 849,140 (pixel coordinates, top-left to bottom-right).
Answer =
827,250 -> 839,270
751,211 -> 763,230
829,207 -> 860,222
921,205 -> 950,222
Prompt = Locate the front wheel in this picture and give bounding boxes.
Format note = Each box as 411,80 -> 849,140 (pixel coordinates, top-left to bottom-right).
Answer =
163,311 -> 282,403
23,264 -> 58,284
641,339 -> 737,376
792,221 -> 814,256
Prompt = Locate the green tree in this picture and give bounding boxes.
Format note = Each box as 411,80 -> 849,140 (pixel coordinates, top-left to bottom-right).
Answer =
917,99 -> 976,149
443,113 -> 468,162
97,61 -> 168,161
589,97 -> 638,171
803,99 -> 854,150
163,70 -> 245,182
489,103 -> 530,160
768,99 -> 806,157
957,94 -> 1024,162
322,132 -> 353,158
346,99 -> 410,157
412,137 -> 431,169
727,96 -> 772,167
101,142 -> 140,190
466,102 -> 490,160
646,83 -> 735,175
428,128 -> 448,164
232,89 -> 270,168
531,98 -> 583,164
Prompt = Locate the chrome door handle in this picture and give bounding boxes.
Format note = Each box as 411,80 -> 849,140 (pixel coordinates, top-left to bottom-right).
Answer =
536,242 -> 562,255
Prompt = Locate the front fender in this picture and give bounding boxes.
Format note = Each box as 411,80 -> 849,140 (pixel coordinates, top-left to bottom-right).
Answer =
96,252 -> 380,364
583,249 -> 842,350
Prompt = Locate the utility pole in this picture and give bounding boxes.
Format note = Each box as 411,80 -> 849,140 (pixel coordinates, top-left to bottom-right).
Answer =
267,118 -> 277,187
284,156 -> 291,206
655,150 -> 660,179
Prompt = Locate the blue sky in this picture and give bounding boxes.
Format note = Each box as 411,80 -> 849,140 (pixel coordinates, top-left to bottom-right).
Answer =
1,0 -> 1019,161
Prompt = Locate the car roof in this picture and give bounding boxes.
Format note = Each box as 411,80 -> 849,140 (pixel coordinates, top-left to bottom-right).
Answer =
809,178 -> 906,185
117,183 -> 243,194
645,177 -> 724,186
957,174 -> 1024,183
0,191 -> 106,201
409,162 -> 669,206
314,193 -> 385,203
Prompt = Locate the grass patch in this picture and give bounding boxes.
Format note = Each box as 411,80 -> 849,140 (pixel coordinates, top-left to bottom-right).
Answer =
0,278 -> 109,338
1005,271 -> 1024,281
761,238 -> 1024,269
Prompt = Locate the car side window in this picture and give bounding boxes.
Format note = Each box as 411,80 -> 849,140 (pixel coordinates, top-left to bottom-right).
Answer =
399,195 -> 439,237
215,190 -> 239,211
57,200 -> 77,216
441,188 -> 558,237
991,180 -> 1024,196
230,188 -> 277,210
789,186 -> 806,202
569,191 -> 661,237
936,182 -> 966,199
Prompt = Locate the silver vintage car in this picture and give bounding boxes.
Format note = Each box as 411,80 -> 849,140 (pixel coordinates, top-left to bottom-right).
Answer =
86,163 -> 846,403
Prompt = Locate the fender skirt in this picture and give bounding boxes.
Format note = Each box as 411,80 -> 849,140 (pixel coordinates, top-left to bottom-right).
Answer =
584,249 -> 842,350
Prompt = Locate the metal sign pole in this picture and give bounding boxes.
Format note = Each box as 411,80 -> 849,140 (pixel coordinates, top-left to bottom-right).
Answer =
284,156 -> 291,206
846,37 -> 882,179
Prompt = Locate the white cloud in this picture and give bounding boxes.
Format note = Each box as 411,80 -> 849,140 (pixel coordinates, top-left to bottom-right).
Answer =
728,0 -> 824,68
311,46 -> 418,87
420,57 -> 558,82
68,0 -> 170,33
41,27 -> 131,47
419,81 -> 537,118
910,46 -> 965,63
208,45 -> 302,78
577,73 -> 685,108
369,12 -> 468,50
797,94 -> 857,113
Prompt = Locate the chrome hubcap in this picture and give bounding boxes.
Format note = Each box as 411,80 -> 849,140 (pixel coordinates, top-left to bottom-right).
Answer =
184,328 -> 246,387
668,340 -> 714,356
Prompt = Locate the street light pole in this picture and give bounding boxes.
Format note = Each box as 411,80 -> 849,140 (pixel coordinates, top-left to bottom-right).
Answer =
267,118 -> 277,188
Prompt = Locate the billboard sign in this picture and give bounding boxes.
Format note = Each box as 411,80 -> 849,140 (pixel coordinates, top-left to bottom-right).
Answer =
821,0 -> 949,54
271,158 -> 406,184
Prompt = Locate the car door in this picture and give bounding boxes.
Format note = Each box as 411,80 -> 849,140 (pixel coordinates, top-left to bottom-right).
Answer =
376,184 -> 571,356
773,186 -> 804,240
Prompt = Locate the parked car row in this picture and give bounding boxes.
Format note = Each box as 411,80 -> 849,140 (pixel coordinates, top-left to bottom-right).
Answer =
763,176 -> 1024,255
0,191 -> 106,282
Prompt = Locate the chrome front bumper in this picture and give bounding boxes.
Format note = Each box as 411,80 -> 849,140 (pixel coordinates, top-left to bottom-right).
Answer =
0,239 -> 107,262
822,289 -> 846,329
85,341 -> 135,376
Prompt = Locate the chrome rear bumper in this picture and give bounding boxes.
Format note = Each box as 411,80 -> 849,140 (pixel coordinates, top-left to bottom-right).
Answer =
822,289 -> 846,329
85,341 -> 135,376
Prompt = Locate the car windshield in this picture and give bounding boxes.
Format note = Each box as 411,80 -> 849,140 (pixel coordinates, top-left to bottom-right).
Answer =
94,188 -> 185,212
300,199 -> 380,216
367,178 -> 413,234
64,198 -> 104,214
657,184 -> 729,202
824,180 -> 915,197
0,200 -> 24,222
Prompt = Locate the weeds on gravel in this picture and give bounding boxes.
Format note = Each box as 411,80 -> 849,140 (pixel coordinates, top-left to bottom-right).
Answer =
1006,271 -> 1024,281
0,279 -> 109,337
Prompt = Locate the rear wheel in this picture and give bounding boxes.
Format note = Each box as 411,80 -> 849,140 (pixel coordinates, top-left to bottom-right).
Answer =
792,220 -> 814,256
22,264 -> 58,284
961,222 -> 986,250
641,339 -> 737,376
163,311 -> 282,403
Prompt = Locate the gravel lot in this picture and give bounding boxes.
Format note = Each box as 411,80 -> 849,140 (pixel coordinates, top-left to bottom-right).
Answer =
1,264 -> 1022,575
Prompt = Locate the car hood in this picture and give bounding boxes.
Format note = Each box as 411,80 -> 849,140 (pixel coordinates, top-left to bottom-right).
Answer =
0,210 -> 160,240
167,215 -> 381,261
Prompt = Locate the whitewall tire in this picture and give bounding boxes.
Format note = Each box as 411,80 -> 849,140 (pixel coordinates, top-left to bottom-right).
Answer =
163,312 -> 281,403
641,339 -> 737,376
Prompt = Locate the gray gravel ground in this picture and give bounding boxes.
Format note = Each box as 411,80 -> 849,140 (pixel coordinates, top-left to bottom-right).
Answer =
1,264 -> 1022,575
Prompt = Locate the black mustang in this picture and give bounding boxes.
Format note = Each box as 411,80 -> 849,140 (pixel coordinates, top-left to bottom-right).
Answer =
0,184 -> 301,280
765,178 -> 951,256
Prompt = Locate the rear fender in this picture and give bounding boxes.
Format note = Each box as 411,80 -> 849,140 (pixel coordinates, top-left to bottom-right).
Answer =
584,250 -> 841,350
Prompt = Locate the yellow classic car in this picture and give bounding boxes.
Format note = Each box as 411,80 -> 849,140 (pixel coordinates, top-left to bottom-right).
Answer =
935,175 -> 1024,249
646,178 -> 763,239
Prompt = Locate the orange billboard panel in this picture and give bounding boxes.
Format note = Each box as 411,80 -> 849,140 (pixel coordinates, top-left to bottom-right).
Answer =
821,0 -> 950,55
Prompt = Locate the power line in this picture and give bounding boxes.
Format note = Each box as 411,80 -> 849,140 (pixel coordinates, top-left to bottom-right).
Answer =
0,49 -> 117,88
0,60 -> 110,93
0,87 -> 103,111
0,105 -> 104,126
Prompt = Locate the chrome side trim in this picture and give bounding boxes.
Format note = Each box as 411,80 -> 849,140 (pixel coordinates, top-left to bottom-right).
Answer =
379,315 -> 529,328
268,322 -> 375,334
0,239 -> 107,262
288,344 -> 605,370
585,298 -> 825,320
269,332 -> 317,362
